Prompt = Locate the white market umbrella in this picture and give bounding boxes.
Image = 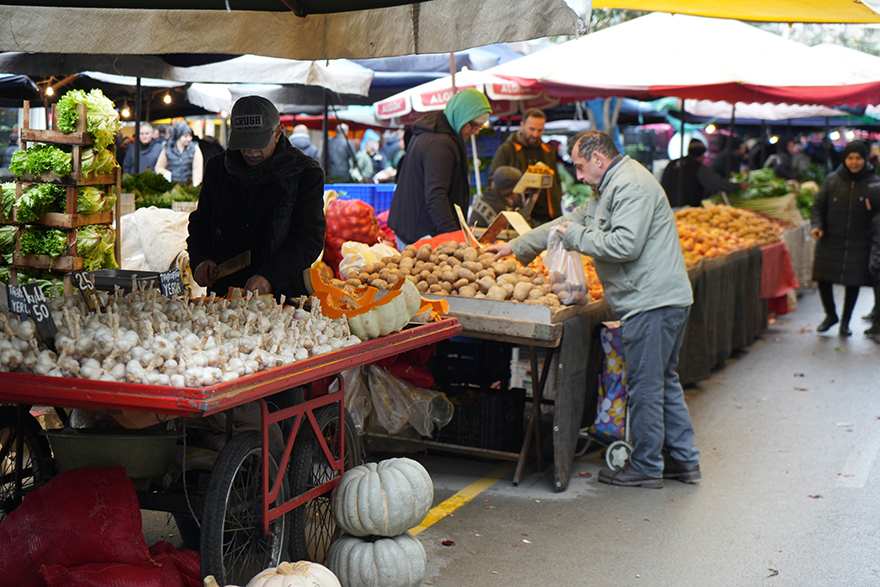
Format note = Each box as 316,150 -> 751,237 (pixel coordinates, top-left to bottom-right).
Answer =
488,13 -> 880,107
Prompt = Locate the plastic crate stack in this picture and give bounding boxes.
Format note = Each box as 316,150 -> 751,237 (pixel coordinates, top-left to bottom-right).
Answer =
12,102 -> 121,294
467,133 -> 503,190
327,183 -> 396,215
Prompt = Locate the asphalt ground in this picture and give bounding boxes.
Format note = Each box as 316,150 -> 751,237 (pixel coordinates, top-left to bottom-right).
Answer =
143,285 -> 880,586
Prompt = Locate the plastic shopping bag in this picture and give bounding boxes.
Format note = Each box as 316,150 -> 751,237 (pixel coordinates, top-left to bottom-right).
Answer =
338,241 -> 399,280
544,225 -> 589,305
366,365 -> 453,437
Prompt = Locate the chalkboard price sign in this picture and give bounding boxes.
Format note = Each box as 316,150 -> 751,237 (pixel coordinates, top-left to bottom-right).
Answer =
158,267 -> 184,299
6,284 -> 30,321
71,271 -> 103,312
18,284 -> 57,351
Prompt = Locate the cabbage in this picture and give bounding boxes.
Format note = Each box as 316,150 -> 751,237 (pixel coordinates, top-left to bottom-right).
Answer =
1,182 -> 16,219
76,225 -> 117,270
77,187 -> 106,215
56,88 -> 121,151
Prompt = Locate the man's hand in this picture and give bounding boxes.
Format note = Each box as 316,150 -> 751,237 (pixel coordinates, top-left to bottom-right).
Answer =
810,227 -> 824,240
245,274 -> 272,295
484,242 -> 512,261
557,221 -> 572,235
194,260 -> 217,287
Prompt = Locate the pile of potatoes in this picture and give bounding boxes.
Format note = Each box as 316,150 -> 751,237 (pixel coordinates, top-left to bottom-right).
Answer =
338,241 -> 587,308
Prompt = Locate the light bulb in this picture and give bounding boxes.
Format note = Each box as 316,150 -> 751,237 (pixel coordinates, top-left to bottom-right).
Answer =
829,131 -> 840,141
845,130 -> 855,140
121,106 -> 130,118
163,94 -> 171,104
705,124 -> 716,134
220,110 -> 228,118
45,87 -> 54,96
769,136 -> 779,145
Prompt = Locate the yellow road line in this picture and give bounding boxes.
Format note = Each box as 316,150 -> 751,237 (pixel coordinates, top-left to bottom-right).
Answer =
410,462 -> 515,536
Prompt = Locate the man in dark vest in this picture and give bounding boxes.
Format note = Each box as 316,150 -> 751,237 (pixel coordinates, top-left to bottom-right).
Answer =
661,140 -> 747,208
489,108 -> 562,224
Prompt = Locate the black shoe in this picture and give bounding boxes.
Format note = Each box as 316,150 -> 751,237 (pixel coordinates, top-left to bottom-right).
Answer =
598,464 -> 663,489
663,456 -> 702,482
863,310 -> 876,323
840,324 -> 852,336
867,328 -> 879,342
816,316 -> 839,332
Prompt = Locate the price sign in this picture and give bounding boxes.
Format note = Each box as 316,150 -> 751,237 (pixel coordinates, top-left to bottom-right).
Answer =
19,284 -> 57,352
158,266 -> 184,299
71,271 -> 103,312
6,284 -> 30,321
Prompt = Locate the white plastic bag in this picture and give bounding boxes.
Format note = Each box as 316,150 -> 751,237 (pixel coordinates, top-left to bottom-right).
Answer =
338,242 -> 399,280
544,225 -> 589,305
338,367 -> 371,434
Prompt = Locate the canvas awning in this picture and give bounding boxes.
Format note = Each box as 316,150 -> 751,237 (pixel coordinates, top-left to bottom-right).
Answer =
489,13 -> 880,108
594,0 -> 880,23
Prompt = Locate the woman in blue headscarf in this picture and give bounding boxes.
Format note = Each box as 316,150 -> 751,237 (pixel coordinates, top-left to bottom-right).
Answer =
388,88 -> 492,246
155,120 -> 204,186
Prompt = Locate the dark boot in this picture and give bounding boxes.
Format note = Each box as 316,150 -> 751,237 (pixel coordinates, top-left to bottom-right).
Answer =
840,286 -> 860,337
817,281 -> 838,332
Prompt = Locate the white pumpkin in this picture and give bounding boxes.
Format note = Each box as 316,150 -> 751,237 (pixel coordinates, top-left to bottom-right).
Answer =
204,561 -> 341,587
325,532 -> 426,587
331,457 -> 433,538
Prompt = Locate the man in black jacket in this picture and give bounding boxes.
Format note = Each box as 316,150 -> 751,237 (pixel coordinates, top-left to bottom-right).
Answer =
188,95 -> 325,300
661,141 -> 747,207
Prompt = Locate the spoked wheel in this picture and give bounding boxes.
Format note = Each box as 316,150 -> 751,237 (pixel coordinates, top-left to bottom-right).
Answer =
200,431 -> 290,585
289,404 -> 363,563
0,406 -> 51,521
606,439 -> 633,471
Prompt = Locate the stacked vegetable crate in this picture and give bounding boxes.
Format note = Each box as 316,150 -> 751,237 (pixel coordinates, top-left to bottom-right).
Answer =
12,102 -> 120,293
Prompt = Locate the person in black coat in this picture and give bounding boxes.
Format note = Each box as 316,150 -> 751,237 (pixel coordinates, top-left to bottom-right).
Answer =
188,96 -> 325,300
388,88 -> 492,246
810,140 -> 877,336
866,186 -> 880,340
661,140 -> 748,207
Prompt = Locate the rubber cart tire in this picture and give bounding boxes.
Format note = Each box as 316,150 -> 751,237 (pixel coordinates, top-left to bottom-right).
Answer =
288,404 -> 363,564
606,439 -> 633,471
0,406 -> 51,521
200,430 -> 290,585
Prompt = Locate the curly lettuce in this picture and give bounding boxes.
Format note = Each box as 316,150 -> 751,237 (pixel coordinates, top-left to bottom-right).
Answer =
16,184 -> 65,223
1,182 -> 16,219
9,144 -> 73,178
56,88 -> 121,151
19,227 -> 68,258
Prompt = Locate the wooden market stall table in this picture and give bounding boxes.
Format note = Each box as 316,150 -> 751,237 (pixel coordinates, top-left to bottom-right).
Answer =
0,318 -> 460,582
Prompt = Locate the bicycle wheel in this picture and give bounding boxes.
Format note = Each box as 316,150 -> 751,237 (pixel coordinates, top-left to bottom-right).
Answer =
200,431 -> 290,585
0,406 -> 51,521
289,405 -> 363,564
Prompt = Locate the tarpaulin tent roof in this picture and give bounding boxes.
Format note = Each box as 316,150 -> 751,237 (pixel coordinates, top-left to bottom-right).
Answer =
489,13 -> 880,108
0,1 -> 580,60
594,0 -> 880,23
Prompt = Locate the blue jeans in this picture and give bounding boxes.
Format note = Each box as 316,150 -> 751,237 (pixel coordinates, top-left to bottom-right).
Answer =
620,305 -> 700,477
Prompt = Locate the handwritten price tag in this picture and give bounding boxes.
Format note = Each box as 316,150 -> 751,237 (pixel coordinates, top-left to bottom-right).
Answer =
158,267 -> 184,299
71,271 -> 103,312
19,284 -> 57,351
6,284 -> 29,321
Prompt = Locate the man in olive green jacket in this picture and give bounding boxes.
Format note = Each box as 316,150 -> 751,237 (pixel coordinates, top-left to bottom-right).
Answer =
487,130 -> 700,489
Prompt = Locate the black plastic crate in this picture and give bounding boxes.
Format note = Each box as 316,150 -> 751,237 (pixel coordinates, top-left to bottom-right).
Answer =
427,336 -> 512,394
435,387 -> 526,452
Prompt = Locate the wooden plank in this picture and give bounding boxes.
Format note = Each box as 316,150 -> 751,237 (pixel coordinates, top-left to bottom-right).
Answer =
35,210 -> 114,228
13,253 -> 83,272
16,170 -> 117,188
20,128 -> 92,145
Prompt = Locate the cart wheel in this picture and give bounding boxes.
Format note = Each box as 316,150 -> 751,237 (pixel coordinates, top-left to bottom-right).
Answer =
606,440 -> 633,471
199,431 -> 290,585
0,406 -> 51,521
288,405 -> 363,564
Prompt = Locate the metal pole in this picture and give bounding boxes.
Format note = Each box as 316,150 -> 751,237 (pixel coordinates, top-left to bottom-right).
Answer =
760,120 -> 766,167
322,90 -> 329,172
727,103 -> 736,176
678,99 -> 686,207
134,77 -> 142,173
824,116 -> 830,173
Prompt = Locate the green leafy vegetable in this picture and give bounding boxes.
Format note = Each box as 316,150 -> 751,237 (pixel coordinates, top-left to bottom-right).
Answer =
121,169 -> 174,196
81,147 -> 118,177
77,187 -> 106,215
0,226 -> 17,255
16,269 -> 63,298
76,225 -> 117,270
9,144 -> 73,178
16,184 -> 66,223
1,182 -> 16,219
19,226 -> 68,258
56,88 -> 121,150
0,266 -> 11,283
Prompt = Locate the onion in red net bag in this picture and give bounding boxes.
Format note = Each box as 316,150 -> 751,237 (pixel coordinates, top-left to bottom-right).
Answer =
323,199 -> 382,277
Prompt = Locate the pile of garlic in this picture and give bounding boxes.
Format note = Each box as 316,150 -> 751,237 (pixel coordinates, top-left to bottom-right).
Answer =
0,284 -> 361,387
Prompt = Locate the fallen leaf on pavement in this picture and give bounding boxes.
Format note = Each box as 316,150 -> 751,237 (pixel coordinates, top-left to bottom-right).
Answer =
834,347 -> 844,352
441,540 -> 455,547
795,387 -> 808,391
794,373 -> 804,377
767,569 -> 779,578
808,494 -> 823,499
799,328 -> 805,334
484,505 -> 496,509
579,471 -> 592,477
521,533 -> 528,536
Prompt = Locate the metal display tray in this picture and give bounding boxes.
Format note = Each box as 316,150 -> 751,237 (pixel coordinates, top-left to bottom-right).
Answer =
89,269 -> 162,292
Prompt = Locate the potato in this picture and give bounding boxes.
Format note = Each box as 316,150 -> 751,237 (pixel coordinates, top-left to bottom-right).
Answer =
453,278 -> 470,290
551,282 -> 567,295
455,267 -> 476,282
504,260 -> 518,273
428,283 -> 444,294
390,254 -> 402,264
459,286 -> 477,298
370,279 -> 389,289
463,247 -> 478,262
358,271 -> 371,282
498,273 -> 519,286
474,291 -> 487,299
414,260 -> 426,271
423,262 -> 436,272
486,285 -> 508,301
374,261 -> 386,271
513,281 -> 533,302
461,261 -> 482,273
440,281 -> 453,293
417,281 -> 429,292
447,256 -> 462,267
527,287 -> 543,300
534,296 -> 551,305
398,256 -> 415,271
453,248 -> 467,261
476,253 -> 495,265
500,282 -> 515,296
476,269 -> 492,280
516,267 -> 536,278
330,278 -> 346,288
426,274 -> 439,286
417,244 -> 432,261
477,276 -> 495,294
436,254 -> 449,263
346,278 -> 362,288
532,275 -> 546,286
406,274 -> 419,284
380,256 -> 393,264
491,262 -> 508,275
549,271 -> 566,286
441,270 -> 456,283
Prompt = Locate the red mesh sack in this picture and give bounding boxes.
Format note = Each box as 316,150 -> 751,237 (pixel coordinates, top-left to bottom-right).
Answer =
0,467 -> 150,587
